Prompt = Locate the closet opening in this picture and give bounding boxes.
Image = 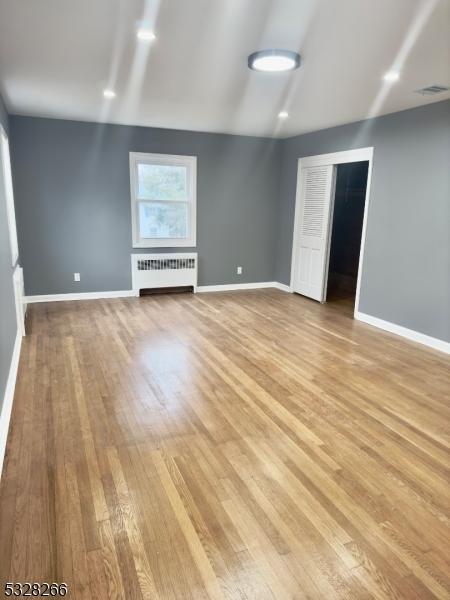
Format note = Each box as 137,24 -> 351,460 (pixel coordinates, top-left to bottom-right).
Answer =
326,161 -> 369,310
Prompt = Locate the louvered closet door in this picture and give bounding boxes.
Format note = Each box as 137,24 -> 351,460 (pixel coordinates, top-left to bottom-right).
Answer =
293,165 -> 335,301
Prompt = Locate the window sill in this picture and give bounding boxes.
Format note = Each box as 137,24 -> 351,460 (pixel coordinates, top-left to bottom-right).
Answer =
132,239 -> 197,249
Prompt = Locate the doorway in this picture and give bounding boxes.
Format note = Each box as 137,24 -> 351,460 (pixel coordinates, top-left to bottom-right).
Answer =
326,161 -> 369,309
290,147 -> 373,317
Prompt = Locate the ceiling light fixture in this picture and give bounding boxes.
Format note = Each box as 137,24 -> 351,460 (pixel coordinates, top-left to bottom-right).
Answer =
103,89 -> 116,99
278,111 -> 289,119
248,50 -> 301,72
383,71 -> 400,82
137,29 -> 156,42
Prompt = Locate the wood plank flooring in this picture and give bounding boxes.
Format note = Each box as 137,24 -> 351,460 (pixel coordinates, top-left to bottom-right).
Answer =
0,289 -> 449,599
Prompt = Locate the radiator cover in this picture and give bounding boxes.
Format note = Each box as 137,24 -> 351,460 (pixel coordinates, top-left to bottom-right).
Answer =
131,253 -> 198,295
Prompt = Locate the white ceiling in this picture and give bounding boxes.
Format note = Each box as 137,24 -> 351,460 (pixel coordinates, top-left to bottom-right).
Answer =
0,0 -> 449,138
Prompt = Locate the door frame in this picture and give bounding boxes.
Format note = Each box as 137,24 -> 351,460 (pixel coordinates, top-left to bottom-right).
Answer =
0,125 -> 19,267
0,124 -> 25,335
290,147 -> 374,317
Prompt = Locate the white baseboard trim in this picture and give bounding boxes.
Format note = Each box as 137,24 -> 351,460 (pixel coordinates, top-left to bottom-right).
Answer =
25,290 -> 137,303
272,282 -> 293,293
196,281 -> 291,293
355,311 -> 450,355
0,330 -> 22,479
25,283 -> 293,302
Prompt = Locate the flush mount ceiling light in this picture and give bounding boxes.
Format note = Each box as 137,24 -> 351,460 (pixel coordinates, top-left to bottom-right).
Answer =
137,29 -> 156,42
103,89 -> 116,99
384,71 -> 400,82
248,49 -> 301,72
278,110 -> 289,119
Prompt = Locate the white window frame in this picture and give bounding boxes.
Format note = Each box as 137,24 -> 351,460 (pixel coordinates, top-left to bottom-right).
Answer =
129,152 -> 197,248
1,125 -> 19,266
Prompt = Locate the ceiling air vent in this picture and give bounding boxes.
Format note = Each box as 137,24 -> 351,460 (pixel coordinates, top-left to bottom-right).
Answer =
415,84 -> 449,96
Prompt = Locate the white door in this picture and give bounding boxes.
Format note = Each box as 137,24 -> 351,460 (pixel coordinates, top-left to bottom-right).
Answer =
292,165 -> 336,301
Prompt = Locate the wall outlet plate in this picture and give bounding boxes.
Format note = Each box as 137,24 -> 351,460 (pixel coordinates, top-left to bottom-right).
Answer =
237,266 -> 242,275
74,273 -> 81,282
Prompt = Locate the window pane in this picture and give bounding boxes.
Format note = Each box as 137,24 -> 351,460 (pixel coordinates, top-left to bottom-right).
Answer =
138,202 -> 188,239
138,163 -> 187,200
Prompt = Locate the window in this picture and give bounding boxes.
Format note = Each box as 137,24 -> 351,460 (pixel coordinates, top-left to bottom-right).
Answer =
130,152 -> 197,247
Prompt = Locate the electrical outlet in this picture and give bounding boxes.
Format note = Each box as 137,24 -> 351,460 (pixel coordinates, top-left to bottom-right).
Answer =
237,266 -> 242,275
74,273 -> 81,282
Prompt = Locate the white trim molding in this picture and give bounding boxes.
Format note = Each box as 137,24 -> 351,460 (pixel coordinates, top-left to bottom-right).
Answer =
0,125 -> 20,267
0,331 -> 22,479
25,290 -> 137,303
355,312 -> 450,355
13,265 -> 26,336
25,284 -> 293,302
272,282 -> 293,292
299,147 -> 373,168
197,282 -> 289,293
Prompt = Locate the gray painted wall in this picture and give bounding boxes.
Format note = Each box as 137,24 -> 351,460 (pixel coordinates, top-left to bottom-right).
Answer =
9,101 -> 450,344
10,116 -> 281,294
276,100 -> 450,342
0,94 -> 18,413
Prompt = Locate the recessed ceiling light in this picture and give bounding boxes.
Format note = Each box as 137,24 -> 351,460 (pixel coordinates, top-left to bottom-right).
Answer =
137,29 -> 156,42
278,111 -> 289,119
384,71 -> 400,82
103,89 -> 116,99
248,50 -> 301,72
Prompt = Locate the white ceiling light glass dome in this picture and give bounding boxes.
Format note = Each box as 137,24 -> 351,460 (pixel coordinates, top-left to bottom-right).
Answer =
248,49 -> 301,72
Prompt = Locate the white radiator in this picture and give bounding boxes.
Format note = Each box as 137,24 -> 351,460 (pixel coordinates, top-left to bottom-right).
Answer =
131,253 -> 198,295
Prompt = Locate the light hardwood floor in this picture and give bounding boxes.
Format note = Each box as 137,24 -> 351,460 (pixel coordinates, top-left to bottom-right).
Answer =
0,289 -> 449,599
